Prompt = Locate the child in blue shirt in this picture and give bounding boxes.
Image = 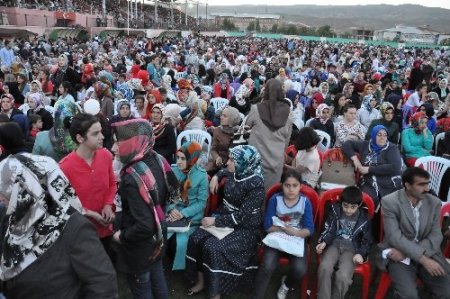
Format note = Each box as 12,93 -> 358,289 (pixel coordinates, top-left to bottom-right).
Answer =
252,169 -> 314,299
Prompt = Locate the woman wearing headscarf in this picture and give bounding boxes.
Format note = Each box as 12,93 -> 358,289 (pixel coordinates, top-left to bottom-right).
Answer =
365,102 -> 400,144
110,99 -> 134,125
229,78 -> 253,115
52,54 -> 81,94
310,103 -> 335,146
186,145 -> 265,299
357,94 -> 381,130
96,81 -> 114,120
0,123 -> 118,298
152,103 -> 177,164
111,119 -> 178,299
417,102 -> 437,133
401,112 -> 434,167
166,141 -> 208,271
247,78 -> 292,191
386,93 -> 404,131
26,92 -> 53,130
343,125 -> 402,207
182,90 -> 206,131
205,106 -> 241,175
33,89 -> 80,161
432,78 -> 449,102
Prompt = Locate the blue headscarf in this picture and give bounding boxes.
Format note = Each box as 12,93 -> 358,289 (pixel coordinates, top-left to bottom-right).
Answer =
370,125 -> 388,154
286,89 -> 300,109
229,145 -> 263,180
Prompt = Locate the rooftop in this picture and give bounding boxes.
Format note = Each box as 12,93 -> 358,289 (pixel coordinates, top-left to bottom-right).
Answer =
210,13 -> 281,20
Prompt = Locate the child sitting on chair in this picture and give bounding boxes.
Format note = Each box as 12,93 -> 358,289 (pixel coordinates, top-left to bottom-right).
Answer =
316,186 -> 372,299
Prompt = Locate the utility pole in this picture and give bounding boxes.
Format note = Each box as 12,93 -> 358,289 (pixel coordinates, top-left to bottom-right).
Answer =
196,1 -> 199,26
205,1 -> 208,27
154,0 -> 158,27
170,0 -> 174,25
185,0 -> 187,27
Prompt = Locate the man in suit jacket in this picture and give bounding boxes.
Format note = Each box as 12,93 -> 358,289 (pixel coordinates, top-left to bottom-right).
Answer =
380,167 -> 450,299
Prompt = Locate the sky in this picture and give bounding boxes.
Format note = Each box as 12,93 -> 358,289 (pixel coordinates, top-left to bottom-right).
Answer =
202,0 -> 450,10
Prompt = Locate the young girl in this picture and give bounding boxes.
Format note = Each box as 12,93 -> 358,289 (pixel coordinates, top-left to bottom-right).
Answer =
167,141 -> 208,270
252,170 -> 314,299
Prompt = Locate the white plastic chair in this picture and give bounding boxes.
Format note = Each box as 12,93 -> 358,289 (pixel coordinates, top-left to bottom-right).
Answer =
174,72 -> 186,81
210,97 -> 229,112
435,132 -> 446,155
305,118 -> 314,127
176,129 -> 212,160
415,156 -> 450,202
315,129 -> 331,153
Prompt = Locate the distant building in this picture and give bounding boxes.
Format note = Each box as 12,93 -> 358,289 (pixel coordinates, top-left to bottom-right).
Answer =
211,13 -> 281,31
374,25 -> 440,44
349,27 -> 374,40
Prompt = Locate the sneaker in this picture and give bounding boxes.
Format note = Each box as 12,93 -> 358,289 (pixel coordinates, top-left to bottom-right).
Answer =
277,275 -> 289,299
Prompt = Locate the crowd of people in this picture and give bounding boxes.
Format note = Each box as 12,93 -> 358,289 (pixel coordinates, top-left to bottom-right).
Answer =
0,32 -> 449,299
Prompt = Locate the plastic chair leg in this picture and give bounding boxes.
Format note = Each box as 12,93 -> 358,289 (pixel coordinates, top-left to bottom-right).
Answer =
374,272 -> 392,299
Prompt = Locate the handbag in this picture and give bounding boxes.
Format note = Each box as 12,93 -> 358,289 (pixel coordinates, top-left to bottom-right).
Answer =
232,115 -> 251,146
320,148 -> 356,187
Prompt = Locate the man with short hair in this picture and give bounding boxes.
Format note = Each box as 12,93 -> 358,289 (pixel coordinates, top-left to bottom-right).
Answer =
0,40 -> 15,69
380,167 -> 450,299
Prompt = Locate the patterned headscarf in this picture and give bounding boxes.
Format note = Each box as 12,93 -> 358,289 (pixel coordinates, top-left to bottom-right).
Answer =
111,119 -> 164,261
380,101 -> 394,118
362,94 -> 375,112
152,103 -> 166,139
27,92 -> 44,113
235,83 -> 250,106
50,97 -> 80,160
112,118 -> 154,166
177,141 -> 202,203
229,145 -> 263,181
0,154 -> 82,280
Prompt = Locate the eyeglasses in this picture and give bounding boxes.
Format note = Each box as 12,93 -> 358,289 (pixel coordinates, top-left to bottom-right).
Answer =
376,133 -> 388,137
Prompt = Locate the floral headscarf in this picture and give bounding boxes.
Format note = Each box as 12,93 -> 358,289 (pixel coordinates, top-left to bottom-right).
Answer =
50,97 -> 80,160
177,141 -> 202,203
229,145 -> 263,181
235,84 -> 250,106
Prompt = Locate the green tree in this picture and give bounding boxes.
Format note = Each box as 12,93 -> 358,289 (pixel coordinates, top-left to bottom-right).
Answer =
255,19 -> 261,32
247,21 -> 255,31
270,24 -> 278,33
222,18 -> 237,31
315,25 -> 335,37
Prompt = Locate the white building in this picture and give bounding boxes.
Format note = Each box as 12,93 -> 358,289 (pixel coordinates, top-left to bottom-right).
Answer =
374,25 -> 440,44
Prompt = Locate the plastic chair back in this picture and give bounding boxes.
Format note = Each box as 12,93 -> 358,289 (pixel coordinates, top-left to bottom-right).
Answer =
435,132 -> 446,156
176,129 -> 212,159
315,129 -> 331,152
210,97 -> 229,112
415,156 -> 450,202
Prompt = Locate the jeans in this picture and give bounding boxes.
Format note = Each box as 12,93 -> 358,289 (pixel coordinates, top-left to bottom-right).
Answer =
252,246 -> 307,299
127,259 -> 169,299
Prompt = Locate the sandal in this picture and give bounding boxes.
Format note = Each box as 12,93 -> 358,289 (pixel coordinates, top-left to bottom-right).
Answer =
187,287 -> 204,296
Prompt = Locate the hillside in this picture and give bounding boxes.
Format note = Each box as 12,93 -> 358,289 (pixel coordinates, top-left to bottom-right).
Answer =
187,4 -> 450,33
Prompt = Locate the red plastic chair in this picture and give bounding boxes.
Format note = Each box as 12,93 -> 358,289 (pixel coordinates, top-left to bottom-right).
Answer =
204,177 -> 226,216
261,183 -> 320,299
313,188 -> 375,299
440,203 -> 450,258
373,202 -> 449,298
